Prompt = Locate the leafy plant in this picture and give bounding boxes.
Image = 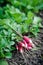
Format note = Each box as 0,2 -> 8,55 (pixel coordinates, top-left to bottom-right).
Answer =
9,0 -> 43,12
0,19 -> 15,58
0,59 -> 8,65
0,0 -> 42,59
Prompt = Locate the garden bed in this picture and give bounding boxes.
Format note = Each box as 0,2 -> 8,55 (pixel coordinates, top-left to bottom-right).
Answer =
7,14 -> 43,65
0,0 -> 43,65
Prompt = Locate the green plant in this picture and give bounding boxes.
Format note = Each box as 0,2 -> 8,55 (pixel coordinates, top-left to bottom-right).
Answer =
9,0 -> 43,12
0,59 -> 8,65
0,19 -> 16,58
0,0 -> 42,59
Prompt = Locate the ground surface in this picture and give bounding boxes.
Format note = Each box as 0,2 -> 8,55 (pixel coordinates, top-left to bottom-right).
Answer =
7,12 -> 43,65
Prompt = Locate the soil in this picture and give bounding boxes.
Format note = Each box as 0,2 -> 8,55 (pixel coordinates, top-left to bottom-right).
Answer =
6,11 -> 43,65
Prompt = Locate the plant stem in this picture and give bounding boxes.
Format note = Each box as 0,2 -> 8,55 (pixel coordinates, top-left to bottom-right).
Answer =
7,23 -> 23,38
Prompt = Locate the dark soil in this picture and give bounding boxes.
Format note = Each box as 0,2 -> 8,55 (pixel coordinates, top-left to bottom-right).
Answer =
7,12 -> 43,65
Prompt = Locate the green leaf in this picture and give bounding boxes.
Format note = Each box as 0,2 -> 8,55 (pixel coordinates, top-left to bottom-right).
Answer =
5,52 -> 12,58
25,11 -> 34,25
0,60 -> 8,65
21,23 -> 28,33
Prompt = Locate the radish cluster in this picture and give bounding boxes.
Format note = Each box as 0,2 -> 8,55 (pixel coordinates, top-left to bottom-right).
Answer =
16,36 -> 35,53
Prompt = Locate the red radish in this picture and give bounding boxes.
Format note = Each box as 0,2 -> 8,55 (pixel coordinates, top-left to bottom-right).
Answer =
23,36 -> 31,43
27,43 -> 33,47
16,45 -> 23,53
27,43 -> 32,49
16,36 -> 35,52
16,45 -> 18,50
17,41 -> 27,49
29,39 -> 35,47
18,41 -> 25,47
23,36 -> 35,48
22,40 -> 33,50
27,46 -> 32,50
22,40 -> 27,48
19,47 -> 23,53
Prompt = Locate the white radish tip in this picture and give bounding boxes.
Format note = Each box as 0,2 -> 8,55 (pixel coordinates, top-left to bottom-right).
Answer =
20,48 -> 23,53
16,45 -> 18,50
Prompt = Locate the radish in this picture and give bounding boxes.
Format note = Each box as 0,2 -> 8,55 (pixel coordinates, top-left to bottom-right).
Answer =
22,40 -> 27,48
27,43 -> 32,50
27,46 -> 32,50
23,36 -> 35,48
18,41 -> 25,47
28,38 -> 35,47
16,45 -> 23,53
23,36 -> 31,43
16,36 -> 35,52
27,43 -> 33,47
22,40 -> 32,50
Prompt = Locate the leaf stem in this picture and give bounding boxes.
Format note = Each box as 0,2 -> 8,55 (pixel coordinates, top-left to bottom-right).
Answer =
7,23 -> 23,38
